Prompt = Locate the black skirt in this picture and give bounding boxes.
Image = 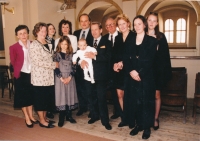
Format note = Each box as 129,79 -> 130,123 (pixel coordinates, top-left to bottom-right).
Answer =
33,85 -> 54,111
113,70 -> 125,90
14,72 -> 34,108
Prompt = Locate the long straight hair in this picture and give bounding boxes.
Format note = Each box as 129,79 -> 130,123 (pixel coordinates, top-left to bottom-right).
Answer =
56,36 -> 73,55
146,12 -> 162,40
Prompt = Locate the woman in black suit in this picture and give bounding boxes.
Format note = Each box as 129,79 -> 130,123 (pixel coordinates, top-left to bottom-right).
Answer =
113,14 -> 136,128
122,15 -> 158,139
146,12 -> 172,130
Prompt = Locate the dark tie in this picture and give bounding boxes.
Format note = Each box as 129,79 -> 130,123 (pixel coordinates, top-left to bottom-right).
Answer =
81,31 -> 85,39
111,35 -> 113,47
93,40 -> 97,48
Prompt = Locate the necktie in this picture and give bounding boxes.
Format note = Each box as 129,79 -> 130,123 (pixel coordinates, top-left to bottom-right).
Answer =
111,35 -> 113,47
93,40 -> 97,48
81,31 -> 85,39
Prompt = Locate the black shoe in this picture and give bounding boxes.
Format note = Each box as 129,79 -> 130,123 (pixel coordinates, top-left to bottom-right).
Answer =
130,125 -> 141,136
66,117 -> 77,124
30,120 -> 39,124
39,122 -> 55,128
142,129 -> 151,139
110,114 -> 120,119
58,120 -> 64,127
58,111 -> 65,127
47,120 -> 56,124
76,109 -> 87,116
129,124 -> 135,129
153,119 -> 159,130
88,112 -> 91,118
25,120 -> 33,128
104,123 -> 112,130
88,118 -> 99,124
46,112 -> 54,119
118,121 -> 128,127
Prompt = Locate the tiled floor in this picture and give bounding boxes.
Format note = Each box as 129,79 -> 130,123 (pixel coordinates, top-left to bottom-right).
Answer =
1,89 -> 200,141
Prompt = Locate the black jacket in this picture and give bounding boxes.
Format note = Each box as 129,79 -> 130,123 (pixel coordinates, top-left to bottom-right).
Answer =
73,29 -> 93,45
88,36 -> 112,80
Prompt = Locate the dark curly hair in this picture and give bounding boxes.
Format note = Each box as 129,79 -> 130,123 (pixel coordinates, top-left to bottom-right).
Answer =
58,19 -> 72,36
15,25 -> 29,36
32,22 -> 47,37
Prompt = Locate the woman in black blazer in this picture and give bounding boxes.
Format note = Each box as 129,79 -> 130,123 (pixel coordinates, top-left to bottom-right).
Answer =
113,14 -> 136,128
123,15 -> 158,139
146,12 -> 172,130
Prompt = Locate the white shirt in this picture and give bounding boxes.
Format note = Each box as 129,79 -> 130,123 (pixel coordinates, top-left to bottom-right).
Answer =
55,34 -> 77,53
79,28 -> 90,40
19,40 -> 31,73
109,30 -> 118,45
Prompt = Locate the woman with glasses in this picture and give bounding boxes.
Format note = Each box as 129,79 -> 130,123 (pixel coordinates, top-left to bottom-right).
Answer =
146,12 -> 172,130
113,14 -> 136,128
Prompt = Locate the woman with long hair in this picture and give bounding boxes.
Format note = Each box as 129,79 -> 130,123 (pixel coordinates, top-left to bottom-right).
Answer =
146,12 -> 172,130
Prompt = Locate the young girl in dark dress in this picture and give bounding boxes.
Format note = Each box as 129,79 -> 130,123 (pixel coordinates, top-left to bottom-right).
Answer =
54,36 -> 78,127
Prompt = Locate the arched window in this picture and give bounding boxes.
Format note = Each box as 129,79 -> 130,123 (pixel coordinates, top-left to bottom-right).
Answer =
176,18 -> 186,43
165,19 -> 174,43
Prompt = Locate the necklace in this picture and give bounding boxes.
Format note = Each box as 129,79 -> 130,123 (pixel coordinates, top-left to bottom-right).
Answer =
37,39 -> 47,45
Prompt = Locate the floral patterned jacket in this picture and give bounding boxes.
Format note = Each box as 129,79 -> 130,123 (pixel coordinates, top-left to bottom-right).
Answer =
29,40 -> 56,86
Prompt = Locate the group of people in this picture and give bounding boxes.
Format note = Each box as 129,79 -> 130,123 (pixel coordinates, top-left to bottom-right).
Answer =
9,12 -> 171,139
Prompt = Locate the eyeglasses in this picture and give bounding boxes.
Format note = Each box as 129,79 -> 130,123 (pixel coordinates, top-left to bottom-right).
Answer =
106,23 -> 115,28
150,12 -> 158,16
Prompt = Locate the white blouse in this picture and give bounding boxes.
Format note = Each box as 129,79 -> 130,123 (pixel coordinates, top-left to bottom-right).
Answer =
18,40 -> 31,73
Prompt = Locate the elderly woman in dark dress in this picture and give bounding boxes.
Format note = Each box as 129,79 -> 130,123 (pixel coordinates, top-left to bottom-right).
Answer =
9,25 -> 38,128
122,15 -> 158,139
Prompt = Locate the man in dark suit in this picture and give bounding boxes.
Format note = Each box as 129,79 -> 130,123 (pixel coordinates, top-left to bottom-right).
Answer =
81,22 -> 112,130
103,17 -> 120,120
73,13 -> 93,116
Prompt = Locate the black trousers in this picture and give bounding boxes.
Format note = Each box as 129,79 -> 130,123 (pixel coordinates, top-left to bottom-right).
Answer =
85,80 -> 109,125
75,66 -> 88,111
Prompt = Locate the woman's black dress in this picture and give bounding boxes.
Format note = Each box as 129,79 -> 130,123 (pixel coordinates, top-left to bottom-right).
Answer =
154,32 -> 172,90
123,34 -> 158,129
112,31 -> 136,90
